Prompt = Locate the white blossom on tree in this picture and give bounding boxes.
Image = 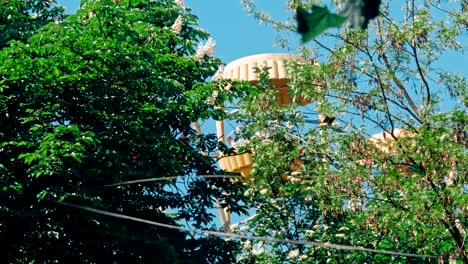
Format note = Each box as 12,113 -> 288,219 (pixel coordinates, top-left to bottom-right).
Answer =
195,38 -> 216,59
171,15 -> 183,35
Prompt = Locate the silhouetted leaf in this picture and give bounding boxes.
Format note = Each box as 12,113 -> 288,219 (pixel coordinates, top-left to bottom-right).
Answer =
297,6 -> 347,43
297,1 -> 382,42
345,0 -> 382,29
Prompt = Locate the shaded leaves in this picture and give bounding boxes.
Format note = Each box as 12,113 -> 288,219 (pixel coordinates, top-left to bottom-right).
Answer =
296,0 -> 382,42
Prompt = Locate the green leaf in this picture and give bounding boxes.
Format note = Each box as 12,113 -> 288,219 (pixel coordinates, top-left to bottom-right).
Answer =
296,6 -> 347,43
37,190 -> 48,202
70,152 -> 82,163
47,231 -> 59,239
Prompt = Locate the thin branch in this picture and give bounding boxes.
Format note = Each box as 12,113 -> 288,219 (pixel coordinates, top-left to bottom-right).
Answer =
374,20 -> 422,122
94,11 -> 105,37
378,56 -> 421,121
442,219 -> 468,263
328,91 -> 421,125
312,39 -> 334,54
429,3 -> 458,17
409,41 -> 431,107
346,91 -> 422,123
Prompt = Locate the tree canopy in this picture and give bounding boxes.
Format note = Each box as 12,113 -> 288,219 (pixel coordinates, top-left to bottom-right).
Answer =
1,0 -> 466,263
0,0 -> 246,262
216,0 -> 467,262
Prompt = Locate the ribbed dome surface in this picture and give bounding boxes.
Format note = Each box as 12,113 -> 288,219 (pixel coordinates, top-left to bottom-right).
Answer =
222,53 -> 301,82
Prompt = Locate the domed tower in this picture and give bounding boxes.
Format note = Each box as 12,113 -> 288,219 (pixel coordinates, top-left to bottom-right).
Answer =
215,53 -> 310,181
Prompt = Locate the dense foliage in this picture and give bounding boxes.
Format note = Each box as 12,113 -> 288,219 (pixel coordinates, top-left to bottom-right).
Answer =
214,0 -> 468,262
0,0 -> 246,262
0,0 -> 64,49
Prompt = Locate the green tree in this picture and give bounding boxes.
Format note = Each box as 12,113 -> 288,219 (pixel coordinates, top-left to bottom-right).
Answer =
0,0 -> 65,49
217,0 -> 467,262
0,0 -> 246,262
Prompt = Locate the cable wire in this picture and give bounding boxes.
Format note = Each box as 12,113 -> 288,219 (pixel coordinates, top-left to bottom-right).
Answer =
104,175 -> 241,187
55,201 -> 436,260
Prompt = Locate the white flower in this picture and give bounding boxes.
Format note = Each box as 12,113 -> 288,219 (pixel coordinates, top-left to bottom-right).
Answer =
223,83 -> 233,91
205,38 -> 216,56
212,65 -> 225,81
259,188 -> 268,195
171,15 -> 183,35
212,90 -> 219,100
174,0 -> 184,7
291,171 -> 301,176
205,90 -> 218,105
195,38 -> 216,59
195,43 -> 204,58
290,177 -> 302,183
287,249 -> 299,259
449,254 -> 457,264
455,219 -> 465,235
445,170 -> 456,186
244,189 -> 254,196
240,225 -> 250,232
242,240 -> 252,249
206,96 -> 215,105
338,226 -> 350,232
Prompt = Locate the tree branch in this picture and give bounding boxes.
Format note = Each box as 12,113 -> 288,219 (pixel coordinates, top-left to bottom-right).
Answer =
374,19 -> 422,123
409,38 -> 431,108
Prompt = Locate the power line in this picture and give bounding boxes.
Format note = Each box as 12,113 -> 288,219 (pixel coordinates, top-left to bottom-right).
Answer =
104,174 -> 241,187
55,201 -> 436,260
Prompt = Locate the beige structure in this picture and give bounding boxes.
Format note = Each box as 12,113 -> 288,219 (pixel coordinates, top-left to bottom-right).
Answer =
216,53 -> 307,180
221,53 -> 308,106
369,129 -> 415,154
221,53 -> 299,82
369,129 -> 459,186
368,129 -> 416,175
215,53 -> 308,230
218,152 -> 253,180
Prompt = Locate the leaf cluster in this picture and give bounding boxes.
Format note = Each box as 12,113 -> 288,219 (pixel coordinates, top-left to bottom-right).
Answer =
0,0 -> 247,262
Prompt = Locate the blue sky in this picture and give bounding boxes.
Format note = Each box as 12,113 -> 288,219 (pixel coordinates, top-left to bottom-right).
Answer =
185,0 -> 296,62
57,1 -> 466,74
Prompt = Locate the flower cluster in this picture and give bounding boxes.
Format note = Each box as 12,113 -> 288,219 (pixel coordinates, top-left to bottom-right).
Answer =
171,15 -> 183,35
195,38 -> 216,59
212,64 -> 225,81
206,90 -> 218,105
